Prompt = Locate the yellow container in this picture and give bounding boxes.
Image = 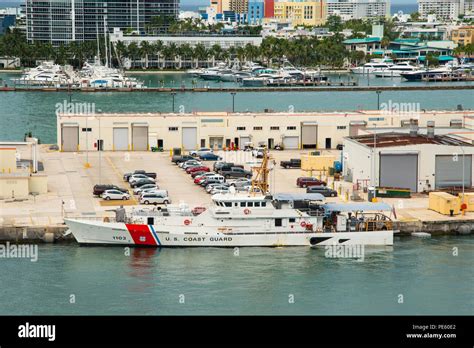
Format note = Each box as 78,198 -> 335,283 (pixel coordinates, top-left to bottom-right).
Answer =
428,192 -> 460,215
459,193 -> 474,212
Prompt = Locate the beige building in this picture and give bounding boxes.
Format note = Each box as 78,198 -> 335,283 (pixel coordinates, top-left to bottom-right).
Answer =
230,0 -> 249,14
57,110 -> 473,153
0,143 -> 47,199
274,0 -> 327,26
451,26 -> 474,46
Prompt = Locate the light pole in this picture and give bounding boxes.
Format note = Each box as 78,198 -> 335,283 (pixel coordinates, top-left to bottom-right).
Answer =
376,90 -> 382,110
171,92 -> 176,113
231,92 -> 236,112
98,110 -> 102,185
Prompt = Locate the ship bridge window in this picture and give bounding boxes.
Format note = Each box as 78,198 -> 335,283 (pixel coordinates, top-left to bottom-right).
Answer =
289,218 -> 295,223
224,202 -> 232,207
247,202 -> 254,207
255,202 -> 260,207
240,202 -> 246,207
262,202 -> 266,207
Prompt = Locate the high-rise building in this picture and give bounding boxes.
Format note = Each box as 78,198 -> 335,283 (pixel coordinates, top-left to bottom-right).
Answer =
418,0 -> 474,20
273,0 -> 327,26
25,0 -> 180,46
264,0 -> 275,17
230,0 -> 249,14
327,0 -> 390,20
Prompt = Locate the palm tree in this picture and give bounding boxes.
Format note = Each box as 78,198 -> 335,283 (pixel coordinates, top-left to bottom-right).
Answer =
140,41 -> 153,69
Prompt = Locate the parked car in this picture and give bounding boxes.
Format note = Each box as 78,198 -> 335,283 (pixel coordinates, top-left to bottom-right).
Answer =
101,189 -> 130,201
140,192 -> 171,205
123,170 -> 156,182
199,152 -> 222,161
220,167 -> 252,179
186,166 -> 210,174
306,186 -> 338,197
228,178 -> 252,188
200,175 -> 225,186
213,161 -> 231,172
191,170 -> 208,178
252,147 -> 266,158
139,189 -> 168,198
133,184 -> 159,195
280,159 -> 301,169
206,183 -> 229,193
194,172 -> 217,184
180,160 -> 202,169
130,178 -> 156,188
211,187 -> 230,195
217,164 -> 244,174
171,155 -> 194,164
129,174 -> 156,184
189,148 -> 213,157
296,177 -> 327,188
93,184 -> 128,196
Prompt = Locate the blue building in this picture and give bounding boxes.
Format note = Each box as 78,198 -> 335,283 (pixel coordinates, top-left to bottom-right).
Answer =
248,0 -> 264,25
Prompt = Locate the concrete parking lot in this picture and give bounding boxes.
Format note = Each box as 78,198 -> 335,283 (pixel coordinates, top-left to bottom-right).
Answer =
1,145 -> 472,227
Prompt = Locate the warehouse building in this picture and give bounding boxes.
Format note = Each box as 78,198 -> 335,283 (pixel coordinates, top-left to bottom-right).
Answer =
57,110 -> 474,154
343,122 -> 474,193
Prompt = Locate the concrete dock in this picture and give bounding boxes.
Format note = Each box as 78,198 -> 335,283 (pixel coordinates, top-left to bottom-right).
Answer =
0,145 -> 473,243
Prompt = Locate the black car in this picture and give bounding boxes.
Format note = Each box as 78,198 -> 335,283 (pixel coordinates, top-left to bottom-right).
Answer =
172,155 -> 195,164
306,186 -> 338,197
130,178 -> 156,188
123,170 -> 157,182
93,184 -> 128,196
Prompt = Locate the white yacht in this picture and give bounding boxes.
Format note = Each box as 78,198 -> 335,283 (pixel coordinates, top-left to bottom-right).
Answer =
12,61 -> 75,86
78,60 -> 145,89
374,62 -> 419,77
350,58 -> 394,74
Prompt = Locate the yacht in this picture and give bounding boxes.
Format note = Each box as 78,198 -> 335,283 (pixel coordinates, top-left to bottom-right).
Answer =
78,60 -> 145,88
12,61 -> 75,86
374,62 -> 419,77
350,58 -> 394,74
400,66 -> 454,81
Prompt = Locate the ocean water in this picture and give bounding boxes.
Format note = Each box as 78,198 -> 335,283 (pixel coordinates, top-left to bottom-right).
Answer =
1,72 -> 473,144
0,236 -> 472,315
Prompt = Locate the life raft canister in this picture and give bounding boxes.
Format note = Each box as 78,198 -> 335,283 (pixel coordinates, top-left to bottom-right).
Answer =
184,219 -> 191,226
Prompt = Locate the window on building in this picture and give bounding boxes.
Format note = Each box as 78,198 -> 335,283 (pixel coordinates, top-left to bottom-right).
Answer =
169,127 -> 178,131
287,126 -> 296,130
337,126 -> 347,130
237,127 -> 246,131
270,126 -> 280,130
81,128 -> 92,132
253,126 -> 263,130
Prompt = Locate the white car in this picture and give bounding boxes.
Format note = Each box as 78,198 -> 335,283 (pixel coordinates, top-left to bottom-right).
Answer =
206,183 -> 229,193
133,184 -> 158,195
102,189 -> 130,201
195,172 -> 216,180
129,174 -> 155,184
181,160 -> 202,169
252,147 -> 265,158
139,188 -> 168,197
229,178 -> 252,188
211,187 -> 230,195
190,147 -> 213,157
140,192 -> 171,205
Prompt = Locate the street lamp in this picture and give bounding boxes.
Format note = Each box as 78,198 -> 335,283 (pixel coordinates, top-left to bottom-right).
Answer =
231,92 -> 236,112
171,92 -> 176,113
376,90 -> 382,110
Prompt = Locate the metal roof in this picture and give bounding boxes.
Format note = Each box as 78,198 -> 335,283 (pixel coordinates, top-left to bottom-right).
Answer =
323,202 -> 392,212
348,132 -> 474,148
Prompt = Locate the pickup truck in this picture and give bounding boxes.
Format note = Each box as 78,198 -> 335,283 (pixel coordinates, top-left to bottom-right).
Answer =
171,155 -> 194,164
220,167 -> 253,179
123,170 -> 157,182
280,159 -> 301,169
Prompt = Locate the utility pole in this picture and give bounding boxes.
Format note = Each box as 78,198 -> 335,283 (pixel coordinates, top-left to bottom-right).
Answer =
231,92 -> 236,112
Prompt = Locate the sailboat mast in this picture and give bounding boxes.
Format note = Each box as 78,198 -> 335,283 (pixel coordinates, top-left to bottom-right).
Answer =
104,17 -> 109,68
96,21 -> 100,62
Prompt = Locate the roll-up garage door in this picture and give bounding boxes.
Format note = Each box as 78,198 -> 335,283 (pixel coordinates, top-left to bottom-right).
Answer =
113,128 -> 129,151
182,127 -> 197,150
132,125 -> 148,151
283,136 -> 299,149
435,155 -> 472,188
61,125 -> 79,152
301,124 -> 317,148
240,136 -> 251,147
379,153 -> 418,192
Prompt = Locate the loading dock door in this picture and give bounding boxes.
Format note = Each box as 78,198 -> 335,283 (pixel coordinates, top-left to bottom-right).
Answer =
132,125 -> 148,151
301,124 -> 317,148
435,155 -> 472,188
379,154 -> 418,192
182,127 -> 197,150
61,125 -> 79,152
113,128 -> 129,151
283,136 -> 299,149
240,136 -> 250,147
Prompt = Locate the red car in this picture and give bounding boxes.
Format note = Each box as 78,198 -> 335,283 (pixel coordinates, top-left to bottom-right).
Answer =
186,166 -> 210,174
296,177 -> 327,188
191,170 -> 207,178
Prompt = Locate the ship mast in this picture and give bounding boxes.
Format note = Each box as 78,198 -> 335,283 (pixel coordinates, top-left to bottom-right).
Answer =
251,149 -> 274,196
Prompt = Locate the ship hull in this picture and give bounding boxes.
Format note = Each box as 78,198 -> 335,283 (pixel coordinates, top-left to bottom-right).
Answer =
65,219 -> 394,247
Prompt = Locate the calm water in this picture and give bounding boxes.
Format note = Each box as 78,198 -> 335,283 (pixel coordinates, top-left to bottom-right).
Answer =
0,236 -> 472,315
0,72 -> 473,144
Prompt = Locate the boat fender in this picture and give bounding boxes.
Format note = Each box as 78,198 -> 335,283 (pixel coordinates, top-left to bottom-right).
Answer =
300,221 -> 307,228
184,219 -> 191,226
244,208 -> 251,215
411,232 -> 431,238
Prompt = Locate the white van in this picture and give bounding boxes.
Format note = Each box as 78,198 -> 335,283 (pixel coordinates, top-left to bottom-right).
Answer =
140,192 -> 171,205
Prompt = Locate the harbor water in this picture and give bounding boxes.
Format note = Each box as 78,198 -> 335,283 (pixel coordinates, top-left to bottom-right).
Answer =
0,236 -> 472,315
1,72 -> 474,144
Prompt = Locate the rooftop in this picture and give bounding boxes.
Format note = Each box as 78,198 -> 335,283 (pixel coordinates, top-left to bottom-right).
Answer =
343,37 -> 381,44
348,132 -> 474,148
